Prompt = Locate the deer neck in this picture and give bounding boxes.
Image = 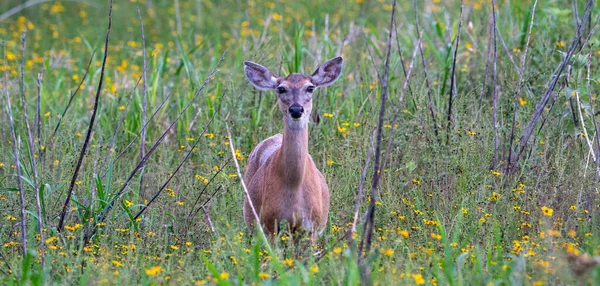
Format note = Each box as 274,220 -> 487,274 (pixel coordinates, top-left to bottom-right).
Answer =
277,122 -> 309,187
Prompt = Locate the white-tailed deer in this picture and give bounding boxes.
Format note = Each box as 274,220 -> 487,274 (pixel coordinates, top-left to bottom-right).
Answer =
243,56 -> 343,239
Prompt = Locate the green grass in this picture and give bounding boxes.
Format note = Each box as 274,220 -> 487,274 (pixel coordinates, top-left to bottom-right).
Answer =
1,0 -> 600,284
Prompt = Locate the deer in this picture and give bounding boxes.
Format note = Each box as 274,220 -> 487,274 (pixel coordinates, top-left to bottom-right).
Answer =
242,56 -> 343,241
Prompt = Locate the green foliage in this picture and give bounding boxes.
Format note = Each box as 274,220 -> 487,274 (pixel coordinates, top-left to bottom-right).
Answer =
0,0 -> 599,285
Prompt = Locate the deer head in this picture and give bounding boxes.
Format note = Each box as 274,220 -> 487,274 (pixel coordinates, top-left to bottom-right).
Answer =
244,57 -> 344,130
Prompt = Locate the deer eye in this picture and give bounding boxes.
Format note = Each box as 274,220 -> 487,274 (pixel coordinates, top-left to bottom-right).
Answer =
277,87 -> 286,94
306,86 -> 315,93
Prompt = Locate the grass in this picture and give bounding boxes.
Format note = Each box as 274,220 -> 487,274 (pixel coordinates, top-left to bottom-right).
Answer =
1,0 -> 600,284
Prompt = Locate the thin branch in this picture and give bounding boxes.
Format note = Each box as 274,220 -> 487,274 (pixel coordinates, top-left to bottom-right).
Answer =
86,50 -> 227,243
100,76 -> 142,171
491,0 -> 499,169
35,65 -> 44,156
506,0 -> 538,174
132,74 -> 230,221
360,0 -> 396,261
226,121 -> 273,252
476,20 -> 493,120
58,0 -> 113,232
138,7 -> 148,196
513,0 -> 593,167
446,0 -> 464,144
351,127 -> 376,237
18,30 -> 44,265
100,89 -> 172,178
587,44 -> 599,212
50,49 -> 96,140
414,0 -> 439,138
4,43 -> 27,256
186,157 -> 231,222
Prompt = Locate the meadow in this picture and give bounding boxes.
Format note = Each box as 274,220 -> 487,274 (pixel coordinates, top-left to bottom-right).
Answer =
0,0 -> 600,284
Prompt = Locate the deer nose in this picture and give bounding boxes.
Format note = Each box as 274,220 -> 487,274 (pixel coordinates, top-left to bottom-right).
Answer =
289,105 -> 304,119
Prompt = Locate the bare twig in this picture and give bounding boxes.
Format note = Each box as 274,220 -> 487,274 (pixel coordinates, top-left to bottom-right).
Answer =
381,34 -> 419,175
138,7 -> 148,196
414,0 -> 439,139
18,30 -> 45,265
4,43 -> 27,256
50,49 -> 96,140
360,0 -> 396,262
512,0 -> 593,168
506,0 -> 538,174
86,51 -> 227,243
36,65 -> 44,155
186,158 -> 231,222
201,206 -> 216,235
100,76 -> 142,170
132,74 -> 230,221
351,127 -> 376,237
226,121 -> 272,252
587,44 -> 599,212
58,0 -> 113,232
100,89 -> 172,178
491,0 -> 499,169
446,0 -> 464,144
476,20 -> 493,120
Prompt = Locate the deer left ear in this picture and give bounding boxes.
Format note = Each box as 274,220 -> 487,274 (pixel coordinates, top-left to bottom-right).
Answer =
310,56 -> 343,87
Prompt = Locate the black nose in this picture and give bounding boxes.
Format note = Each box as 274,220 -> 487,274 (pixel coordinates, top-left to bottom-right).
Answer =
289,105 -> 304,119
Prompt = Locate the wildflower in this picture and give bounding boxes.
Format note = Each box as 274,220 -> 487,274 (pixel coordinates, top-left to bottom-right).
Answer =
272,13 -> 282,21
124,200 -> 133,208
186,137 -> 195,141
556,41 -> 565,48
176,201 -> 184,206
519,97 -> 527,105
258,272 -> 270,279
541,206 -> 553,217
431,233 -> 442,240
323,112 -> 333,118
412,179 -> 421,185
145,266 -> 162,276
337,126 -> 347,135
569,205 -> 576,210
398,230 -> 409,238
461,208 -> 468,214
283,258 -> 294,266
220,272 -> 229,280
333,247 -> 342,254
6,215 -> 16,221
76,132 -> 82,137
490,170 -> 501,177
112,260 -> 123,267
411,273 -> 425,285
309,265 -> 319,273
326,159 -> 334,165
380,248 -> 394,256
353,122 -> 360,127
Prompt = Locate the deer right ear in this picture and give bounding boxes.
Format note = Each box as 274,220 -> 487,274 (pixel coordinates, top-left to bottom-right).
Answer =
244,61 -> 280,90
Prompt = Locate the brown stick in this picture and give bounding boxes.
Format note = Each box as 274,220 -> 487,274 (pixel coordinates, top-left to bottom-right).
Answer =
58,0 -> 113,232
446,0 -> 464,145
360,0 -> 396,261
491,0 -> 499,170
86,51 -> 227,243
512,0 -> 593,168
506,0 -> 538,175
414,0 -> 439,139
138,7 -> 148,196
18,30 -> 45,265
132,74 -> 230,221
4,43 -> 27,256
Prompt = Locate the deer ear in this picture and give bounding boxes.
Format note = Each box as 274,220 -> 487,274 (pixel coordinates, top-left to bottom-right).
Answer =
244,61 -> 280,90
310,56 -> 343,87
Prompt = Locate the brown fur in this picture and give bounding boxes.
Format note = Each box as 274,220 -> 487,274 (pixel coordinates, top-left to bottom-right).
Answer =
242,57 -> 342,238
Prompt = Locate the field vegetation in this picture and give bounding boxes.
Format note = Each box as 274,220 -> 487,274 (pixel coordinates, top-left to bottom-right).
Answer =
0,0 -> 600,284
